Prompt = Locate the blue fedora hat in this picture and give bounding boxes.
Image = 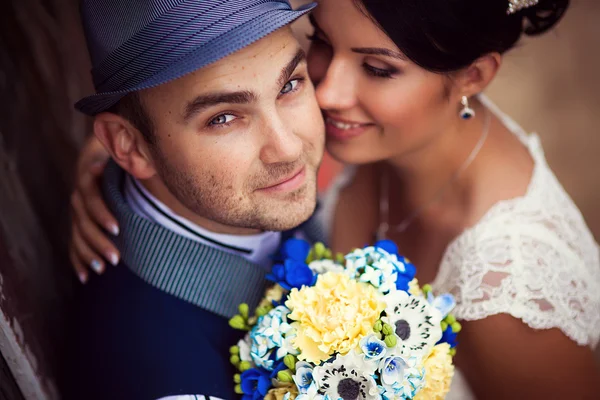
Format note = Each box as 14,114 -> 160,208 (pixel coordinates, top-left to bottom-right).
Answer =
76,0 -> 315,115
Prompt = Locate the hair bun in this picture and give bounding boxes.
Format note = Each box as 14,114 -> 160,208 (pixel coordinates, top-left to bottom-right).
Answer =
522,0 -> 569,36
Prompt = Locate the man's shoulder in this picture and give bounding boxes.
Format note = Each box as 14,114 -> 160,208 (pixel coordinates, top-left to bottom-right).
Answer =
65,264 -> 240,399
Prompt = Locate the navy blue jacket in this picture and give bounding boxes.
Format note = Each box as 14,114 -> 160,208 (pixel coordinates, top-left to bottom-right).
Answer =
63,162 -> 326,399
67,263 -> 241,399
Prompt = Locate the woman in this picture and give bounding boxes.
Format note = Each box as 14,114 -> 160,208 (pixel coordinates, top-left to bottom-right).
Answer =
69,0 -> 600,398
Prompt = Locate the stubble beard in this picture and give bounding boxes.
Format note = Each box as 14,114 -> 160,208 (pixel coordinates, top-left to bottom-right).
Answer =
153,154 -> 318,232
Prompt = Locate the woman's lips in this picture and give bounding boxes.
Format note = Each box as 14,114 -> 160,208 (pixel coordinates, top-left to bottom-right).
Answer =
325,116 -> 373,140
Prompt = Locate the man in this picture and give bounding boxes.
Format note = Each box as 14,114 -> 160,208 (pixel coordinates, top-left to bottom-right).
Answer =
65,1 -> 324,399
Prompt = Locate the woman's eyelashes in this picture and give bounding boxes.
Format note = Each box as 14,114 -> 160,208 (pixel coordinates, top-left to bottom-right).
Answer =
307,31 -> 398,79
363,63 -> 398,79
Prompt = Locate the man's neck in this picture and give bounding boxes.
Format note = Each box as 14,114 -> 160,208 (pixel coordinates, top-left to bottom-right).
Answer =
138,175 -> 262,236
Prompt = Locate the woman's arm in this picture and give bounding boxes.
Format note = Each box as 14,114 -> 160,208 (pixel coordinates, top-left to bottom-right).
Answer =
457,313 -> 600,399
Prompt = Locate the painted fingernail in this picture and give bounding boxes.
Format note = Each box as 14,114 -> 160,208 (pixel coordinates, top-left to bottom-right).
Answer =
108,224 -> 120,236
90,259 -> 103,274
108,253 -> 119,266
91,159 -> 105,169
79,272 -> 88,284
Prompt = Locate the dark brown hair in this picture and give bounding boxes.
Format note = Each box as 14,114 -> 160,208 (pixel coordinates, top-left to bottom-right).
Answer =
356,0 -> 569,72
107,92 -> 155,144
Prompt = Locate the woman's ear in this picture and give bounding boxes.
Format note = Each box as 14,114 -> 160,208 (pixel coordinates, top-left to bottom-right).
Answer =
454,52 -> 502,100
93,112 -> 157,180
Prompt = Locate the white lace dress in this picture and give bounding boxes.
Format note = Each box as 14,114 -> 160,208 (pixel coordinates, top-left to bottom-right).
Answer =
316,97 -> 600,399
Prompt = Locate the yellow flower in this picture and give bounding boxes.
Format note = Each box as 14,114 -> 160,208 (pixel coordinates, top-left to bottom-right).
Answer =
408,278 -> 423,297
415,343 -> 455,400
265,383 -> 297,400
285,272 -> 385,364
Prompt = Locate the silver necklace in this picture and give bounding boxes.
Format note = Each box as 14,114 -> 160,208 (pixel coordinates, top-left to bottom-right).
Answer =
376,110 -> 491,241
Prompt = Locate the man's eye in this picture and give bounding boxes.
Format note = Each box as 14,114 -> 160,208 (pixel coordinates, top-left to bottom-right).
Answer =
280,79 -> 300,95
209,114 -> 236,126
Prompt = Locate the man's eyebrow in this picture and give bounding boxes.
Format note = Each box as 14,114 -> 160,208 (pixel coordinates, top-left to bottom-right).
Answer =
277,48 -> 307,88
183,90 -> 257,122
351,47 -> 408,61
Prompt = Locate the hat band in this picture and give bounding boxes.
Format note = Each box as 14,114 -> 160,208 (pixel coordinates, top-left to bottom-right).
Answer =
93,0 -> 292,93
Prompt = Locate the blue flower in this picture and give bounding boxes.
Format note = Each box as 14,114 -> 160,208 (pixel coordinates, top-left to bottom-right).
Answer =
394,273 -> 413,292
273,238 -> 311,263
398,255 -> 416,279
267,259 -> 317,290
293,361 -> 315,393
375,240 -> 399,256
427,292 -> 456,318
270,359 -> 287,380
359,334 -> 387,362
241,367 -> 271,400
378,355 -> 407,388
394,255 -> 416,292
348,243 -> 417,294
438,325 -> 458,348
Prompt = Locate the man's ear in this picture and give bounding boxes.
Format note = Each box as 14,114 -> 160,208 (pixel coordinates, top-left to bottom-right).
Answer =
93,112 -> 157,180
452,52 -> 502,102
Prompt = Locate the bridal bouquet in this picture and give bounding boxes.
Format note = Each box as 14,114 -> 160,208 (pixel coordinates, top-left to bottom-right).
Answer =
228,239 -> 460,400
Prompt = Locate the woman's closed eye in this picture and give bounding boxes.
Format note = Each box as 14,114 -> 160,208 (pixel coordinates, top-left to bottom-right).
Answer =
363,63 -> 398,79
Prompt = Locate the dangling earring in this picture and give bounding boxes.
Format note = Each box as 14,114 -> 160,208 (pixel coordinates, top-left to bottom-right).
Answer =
460,96 -> 475,120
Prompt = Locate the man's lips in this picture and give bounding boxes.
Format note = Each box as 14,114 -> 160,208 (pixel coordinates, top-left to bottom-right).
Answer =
257,166 -> 306,193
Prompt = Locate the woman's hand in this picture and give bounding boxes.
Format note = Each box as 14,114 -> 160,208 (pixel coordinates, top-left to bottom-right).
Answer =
69,135 -> 120,283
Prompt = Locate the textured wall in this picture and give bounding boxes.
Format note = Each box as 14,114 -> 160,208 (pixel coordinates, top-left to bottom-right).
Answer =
486,1 -> 600,242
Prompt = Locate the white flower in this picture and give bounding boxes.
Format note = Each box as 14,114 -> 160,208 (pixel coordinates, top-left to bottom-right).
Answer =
383,290 -> 442,358
426,291 -> 456,319
250,305 -> 295,370
308,259 -> 346,275
378,354 -> 407,389
261,306 -> 293,348
251,333 -> 269,358
313,352 -> 379,400
295,383 -> 329,400
294,362 -> 315,393
359,334 -> 387,362
238,336 -> 252,362
345,247 -> 408,294
378,355 -> 425,399
277,329 -> 300,359
359,265 -> 385,287
250,336 -> 274,370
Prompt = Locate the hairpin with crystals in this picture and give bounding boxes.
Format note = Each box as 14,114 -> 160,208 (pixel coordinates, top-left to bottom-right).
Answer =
507,0 -> 540,15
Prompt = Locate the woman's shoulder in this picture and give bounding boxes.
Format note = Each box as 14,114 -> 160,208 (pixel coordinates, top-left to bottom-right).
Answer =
434,154 -> 600,346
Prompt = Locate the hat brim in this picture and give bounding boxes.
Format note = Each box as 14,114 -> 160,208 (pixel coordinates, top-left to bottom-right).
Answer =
75,3 -> 315,116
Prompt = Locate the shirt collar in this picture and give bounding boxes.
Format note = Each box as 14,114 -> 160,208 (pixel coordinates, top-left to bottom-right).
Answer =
124,175 -> 281,266
102,161 -> 271,318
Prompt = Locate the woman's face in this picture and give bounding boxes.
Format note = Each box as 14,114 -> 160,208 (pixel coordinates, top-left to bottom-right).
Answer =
308,0 -> 461,164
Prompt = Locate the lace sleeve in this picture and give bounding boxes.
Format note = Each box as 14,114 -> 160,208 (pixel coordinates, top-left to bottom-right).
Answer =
434,219 -> 600,348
